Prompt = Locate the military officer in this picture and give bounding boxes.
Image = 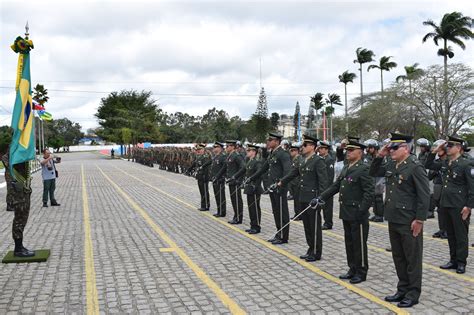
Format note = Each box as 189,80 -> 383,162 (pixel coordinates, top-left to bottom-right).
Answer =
249,132 -> 292,245
188,144 -> 211,211
369,133 -> 430,308
417,138 -> 435,219
242,144 -> 263,234
426,136 -> 473,274
428,140 -> 448,239
210,142 -> 227,217
1,132 -> 35,257
364,139 -> 385,223
314,140 -> 374,283
279,135 -> 328,260
288,142 -> 303,220
224,140 -> 246,224
318,140 -> 335,230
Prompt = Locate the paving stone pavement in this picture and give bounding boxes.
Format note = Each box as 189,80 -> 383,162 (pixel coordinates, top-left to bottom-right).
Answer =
0,152 -> 472,314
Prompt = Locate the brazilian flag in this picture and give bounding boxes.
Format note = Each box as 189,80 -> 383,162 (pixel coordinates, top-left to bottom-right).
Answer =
9,36 -> 35,176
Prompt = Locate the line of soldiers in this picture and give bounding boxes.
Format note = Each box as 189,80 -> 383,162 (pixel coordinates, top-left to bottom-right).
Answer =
147,131 -> 472,308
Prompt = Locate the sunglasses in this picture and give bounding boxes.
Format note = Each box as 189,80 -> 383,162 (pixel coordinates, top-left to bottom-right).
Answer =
389,144 -> 407,151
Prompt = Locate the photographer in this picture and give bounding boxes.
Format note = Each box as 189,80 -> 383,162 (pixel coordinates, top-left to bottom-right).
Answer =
40,148 -> 61,207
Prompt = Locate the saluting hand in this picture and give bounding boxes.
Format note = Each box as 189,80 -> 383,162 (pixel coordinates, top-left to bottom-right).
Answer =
411,220 -> 423,237
461,207 -> 471,221
378,144 -> 390,158
432,141 -> 446,154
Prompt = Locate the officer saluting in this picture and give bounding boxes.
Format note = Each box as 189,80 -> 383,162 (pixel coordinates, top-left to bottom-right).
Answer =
210,142 -> 227,217
369,133 -> 430,308
224,140 -> 246,224
249,132 -> 291,245
426,136 -> 473,274
242,144 -> 263,234
318,140 -> 335,230
279,134 -> 328,261
315,140 -> 373,283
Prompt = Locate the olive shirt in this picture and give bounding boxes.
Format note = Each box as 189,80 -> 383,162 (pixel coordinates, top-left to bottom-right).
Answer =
190,154 -> 211,181
425,153 -> 474,210
280,153 -> 328,203
369,155 -> 430,224
225,151 -> 246,182
243,158 -> 263,195
250,146 -> 291,185
320,160 -> 374,221
210,153 -> 227,181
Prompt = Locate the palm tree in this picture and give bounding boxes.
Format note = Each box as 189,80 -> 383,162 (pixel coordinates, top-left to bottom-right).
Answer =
325,93 -> 342,143
396,63 -> 425,140
310,93 -> 325,138
338,71 -> 357,132
353,47 -> 375,107
396,63 -> 424,94
33,84 -> 49,105
422,12 -> 473,115
367,56 -> 397,98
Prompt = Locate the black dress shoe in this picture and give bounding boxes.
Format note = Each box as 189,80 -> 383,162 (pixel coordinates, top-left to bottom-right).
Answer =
229,220 -> 242,225
213,213 -> 220,217
339,271 -> 354,280
271,239 -> 288,245
245,229 -> 252,232
322,225 -> 332,230
248,229 -> 260,234
372,216 -> 384,222
440,231 -> 448,239
385,292 -> 405,302
349,275 -> 366,284
198,208 -> 208,211
456,263 -> 466,274
432,231 -> 442,238
51,203 -> 60,207
305,255 -> 321,262
386,247 -> 392,252
397,298 -> 418,308
267,237 -> 277,242
43,203 -> 48,207
14,248 -> 35,257
300,254 -> 310,260
218,214 -> 226,217
440,261 -> 458,270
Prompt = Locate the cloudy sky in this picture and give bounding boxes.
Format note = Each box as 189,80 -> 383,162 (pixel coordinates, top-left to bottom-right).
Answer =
0,0 -> 472,131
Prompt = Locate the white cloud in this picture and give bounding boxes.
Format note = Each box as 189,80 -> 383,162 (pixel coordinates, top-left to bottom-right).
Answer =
0,0 -> 472,131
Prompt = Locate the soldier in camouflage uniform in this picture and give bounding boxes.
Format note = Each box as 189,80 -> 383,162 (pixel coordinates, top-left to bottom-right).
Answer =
1,131 -> 35,257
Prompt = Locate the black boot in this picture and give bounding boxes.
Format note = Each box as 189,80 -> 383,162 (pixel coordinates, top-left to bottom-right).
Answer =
13,239 -> 35,257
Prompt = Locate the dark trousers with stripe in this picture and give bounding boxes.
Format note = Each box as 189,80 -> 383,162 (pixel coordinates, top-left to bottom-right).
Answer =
270,190 -> 289,241
212,181 -> 226,216
299,201 -> 321,257
229,184 -> 243,222
322,196 -> 334,227
388,222 -> 423,302
246,193 -> 261,230
197,179 -> 210,209
343,219 -> 369,278
443,207 -> 470,265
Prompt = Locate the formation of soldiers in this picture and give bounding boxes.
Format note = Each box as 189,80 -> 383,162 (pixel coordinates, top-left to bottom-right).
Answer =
132,132 -> 473,309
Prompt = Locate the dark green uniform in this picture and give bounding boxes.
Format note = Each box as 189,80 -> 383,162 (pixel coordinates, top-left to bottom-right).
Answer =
364,153 -> 385,220
210,152 -> 227,217
281,153 -> 328,257
243,157 -> 263,231
320,160 -> 374,279
251,146 -> 292,241
370,155 -> 430,303
425,153 -> 474,266
189,153 -> 211,210
321,154 -> 335,228
289,155 -> 303,218
226,151 -> 246,223
2,151 -> 33,253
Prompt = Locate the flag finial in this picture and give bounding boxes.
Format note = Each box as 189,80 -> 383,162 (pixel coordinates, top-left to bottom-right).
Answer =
25,21 -> 29,39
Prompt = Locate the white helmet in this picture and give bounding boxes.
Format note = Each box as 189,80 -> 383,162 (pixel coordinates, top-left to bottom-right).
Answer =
416,138 -> 431,147
364,139 -> 379,149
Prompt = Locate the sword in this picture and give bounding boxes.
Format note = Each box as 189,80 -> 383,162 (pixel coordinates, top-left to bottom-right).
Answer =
267,199 -> 325,242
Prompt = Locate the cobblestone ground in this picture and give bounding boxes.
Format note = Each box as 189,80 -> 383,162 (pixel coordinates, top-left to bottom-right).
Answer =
0,152 -> 472,314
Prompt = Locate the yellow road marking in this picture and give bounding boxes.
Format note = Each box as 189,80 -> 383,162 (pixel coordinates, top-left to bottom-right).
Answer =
96,165 -> 245,315
81,165 -> 100,315
113,166 -> 408,315
159,248 -> 176,252
124,164 -> 474,284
